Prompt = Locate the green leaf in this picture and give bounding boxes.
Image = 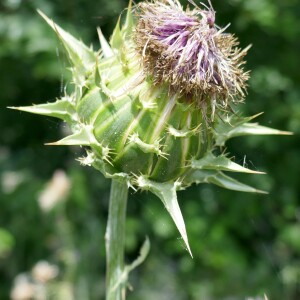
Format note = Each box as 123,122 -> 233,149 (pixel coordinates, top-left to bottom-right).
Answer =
126,237 -> 150,274
134,176 -> 192,257
191,152 -> 265,174
184,170 -> 267,194
111,237 -> 150,291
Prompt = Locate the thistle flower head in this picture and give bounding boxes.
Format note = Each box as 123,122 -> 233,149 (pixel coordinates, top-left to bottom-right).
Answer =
12,0 -> 290,255
135,0 -> 250,113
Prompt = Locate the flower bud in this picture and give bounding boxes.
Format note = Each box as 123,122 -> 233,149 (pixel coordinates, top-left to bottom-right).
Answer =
12,0 -> 290,254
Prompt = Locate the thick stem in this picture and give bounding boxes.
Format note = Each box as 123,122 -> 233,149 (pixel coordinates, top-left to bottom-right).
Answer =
105,179 -> 128,300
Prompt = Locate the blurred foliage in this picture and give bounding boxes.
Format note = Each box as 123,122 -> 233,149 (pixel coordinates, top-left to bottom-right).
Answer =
1,0 -> 299,299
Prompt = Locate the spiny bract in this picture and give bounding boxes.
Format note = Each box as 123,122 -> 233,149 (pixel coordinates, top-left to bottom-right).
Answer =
13,0 -> 289,255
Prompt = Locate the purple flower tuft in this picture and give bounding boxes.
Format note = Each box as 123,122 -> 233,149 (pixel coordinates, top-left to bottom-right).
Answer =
134,0 -> 250,117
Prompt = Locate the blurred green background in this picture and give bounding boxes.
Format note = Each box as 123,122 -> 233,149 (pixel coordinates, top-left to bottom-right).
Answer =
1,0 -> 299,299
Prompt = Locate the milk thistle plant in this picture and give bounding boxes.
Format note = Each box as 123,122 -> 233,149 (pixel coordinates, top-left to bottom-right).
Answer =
11,0 -> 290,298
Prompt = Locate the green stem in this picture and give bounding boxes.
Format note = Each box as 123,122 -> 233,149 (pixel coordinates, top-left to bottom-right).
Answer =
105,179 -> 128,300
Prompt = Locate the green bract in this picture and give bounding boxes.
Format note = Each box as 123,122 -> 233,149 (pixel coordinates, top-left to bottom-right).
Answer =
13,1 -> 289,255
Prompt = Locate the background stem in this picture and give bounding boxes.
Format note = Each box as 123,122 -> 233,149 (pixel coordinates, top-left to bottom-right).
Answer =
105,179 -> 128,300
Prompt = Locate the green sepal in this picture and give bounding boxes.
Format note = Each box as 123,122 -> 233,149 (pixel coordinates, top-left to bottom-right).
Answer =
80,151 -> 126,182
184,170 -> 267,194
45,125 -> 93,146
134,176 -> 192,257
110,17 -> 123,50
127,133 -> 166,157
122,0 -> 134,38
214,114 -> 292,146
37,10 -> 96,77
97,27 -> 114,58
9,99 -> 76,124
168,124 -> 201,138
191,152 -> 265,174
